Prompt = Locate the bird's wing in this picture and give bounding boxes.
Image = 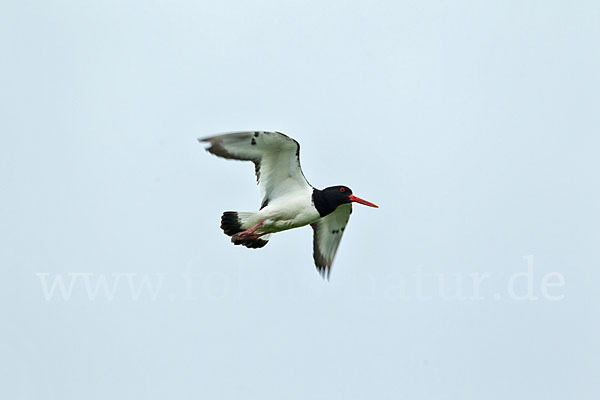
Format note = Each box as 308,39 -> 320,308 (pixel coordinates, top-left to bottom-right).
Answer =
199,131 -> 311,207
310,204 -> 353,279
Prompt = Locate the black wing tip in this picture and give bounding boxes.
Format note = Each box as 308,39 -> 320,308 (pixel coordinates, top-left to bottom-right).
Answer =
312,225 -> 332,280
203,141 -> 237,160
197,137 -> 213,153
197,135 -> 214,143
317,267 -> 331,282
314,254 -> 332,280
316,264 -> 332,280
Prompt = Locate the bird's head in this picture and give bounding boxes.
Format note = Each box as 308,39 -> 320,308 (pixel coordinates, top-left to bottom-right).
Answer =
322,186 -> 379,208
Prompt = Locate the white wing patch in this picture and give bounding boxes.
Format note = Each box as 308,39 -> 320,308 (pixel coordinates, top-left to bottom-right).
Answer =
310,204 -> 353,279
199,131 -> 311,206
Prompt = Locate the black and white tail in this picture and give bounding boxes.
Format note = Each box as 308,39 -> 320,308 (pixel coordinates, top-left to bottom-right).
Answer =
220,212 -> 270,249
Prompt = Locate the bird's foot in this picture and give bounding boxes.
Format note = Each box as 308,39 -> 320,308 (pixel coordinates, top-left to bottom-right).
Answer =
231,231 -> 262,243
231,222 -> 265,243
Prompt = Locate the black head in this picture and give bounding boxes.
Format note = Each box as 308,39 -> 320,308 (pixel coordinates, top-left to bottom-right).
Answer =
312,185 -> 378,217
322,185 -> 353,205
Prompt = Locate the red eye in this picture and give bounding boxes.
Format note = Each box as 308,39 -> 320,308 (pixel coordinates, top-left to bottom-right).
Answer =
339,187 -> 345,192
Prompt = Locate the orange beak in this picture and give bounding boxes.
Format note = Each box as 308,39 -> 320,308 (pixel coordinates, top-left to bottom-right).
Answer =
348,194 -> 379,208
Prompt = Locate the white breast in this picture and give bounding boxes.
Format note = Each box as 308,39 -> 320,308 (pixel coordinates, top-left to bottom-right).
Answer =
257,187 -> 320,233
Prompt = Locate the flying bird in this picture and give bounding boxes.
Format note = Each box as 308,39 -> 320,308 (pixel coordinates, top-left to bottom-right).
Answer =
199,131 -> 378,278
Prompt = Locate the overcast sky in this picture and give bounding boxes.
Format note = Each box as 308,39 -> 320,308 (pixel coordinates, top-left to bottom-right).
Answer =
1,1 -> 599,399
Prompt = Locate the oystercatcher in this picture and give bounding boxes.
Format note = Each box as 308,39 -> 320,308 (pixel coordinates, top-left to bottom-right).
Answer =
199,131 -> 378,278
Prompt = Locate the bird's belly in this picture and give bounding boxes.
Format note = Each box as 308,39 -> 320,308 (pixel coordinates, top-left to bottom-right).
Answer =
259,196 -> 320,233
268,213 -> 319,232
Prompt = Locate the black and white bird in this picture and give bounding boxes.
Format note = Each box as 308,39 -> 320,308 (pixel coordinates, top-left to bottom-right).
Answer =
199,131 -> 378,278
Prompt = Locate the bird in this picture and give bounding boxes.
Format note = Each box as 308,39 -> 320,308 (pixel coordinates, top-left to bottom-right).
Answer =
198,131 -> 378,278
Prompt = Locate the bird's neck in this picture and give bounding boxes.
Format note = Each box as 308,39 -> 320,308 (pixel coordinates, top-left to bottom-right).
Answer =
312,188 -> 338,217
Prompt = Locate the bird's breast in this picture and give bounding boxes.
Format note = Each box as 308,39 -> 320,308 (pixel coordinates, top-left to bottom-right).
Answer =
259,191 -> 320,232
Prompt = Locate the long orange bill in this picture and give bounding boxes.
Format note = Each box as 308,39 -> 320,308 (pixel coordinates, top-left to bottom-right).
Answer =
348,195 -> 379,208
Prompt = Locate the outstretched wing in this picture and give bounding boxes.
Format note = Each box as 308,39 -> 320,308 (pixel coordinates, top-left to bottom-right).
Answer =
310,204 -> 353,279
199,131 -> 311,207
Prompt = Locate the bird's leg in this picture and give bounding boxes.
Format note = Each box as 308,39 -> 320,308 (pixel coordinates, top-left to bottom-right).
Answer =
231,221 -> 265,242
245,221 -> 264,235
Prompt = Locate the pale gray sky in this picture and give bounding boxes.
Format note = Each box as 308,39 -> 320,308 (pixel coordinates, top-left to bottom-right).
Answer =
1,1 -> 599,399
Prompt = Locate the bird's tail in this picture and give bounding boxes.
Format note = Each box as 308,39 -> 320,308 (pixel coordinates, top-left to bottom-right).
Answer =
220,211 -> 270,249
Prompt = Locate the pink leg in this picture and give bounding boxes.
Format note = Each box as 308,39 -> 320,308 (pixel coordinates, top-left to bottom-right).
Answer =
231,221 -> 266,242
245,221 -> 264,235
